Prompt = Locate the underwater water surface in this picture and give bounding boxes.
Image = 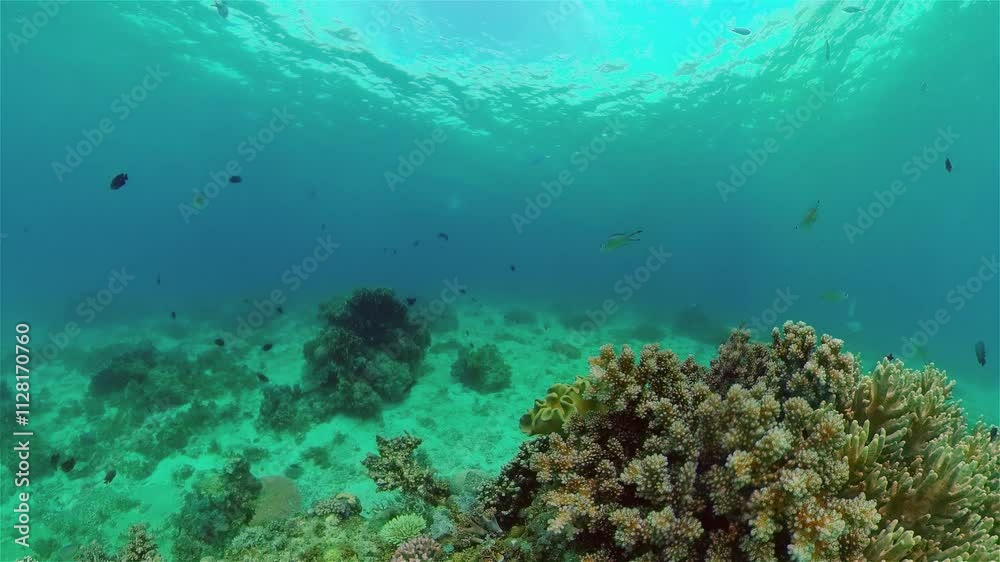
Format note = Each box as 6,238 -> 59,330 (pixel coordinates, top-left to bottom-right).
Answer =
0,1 -> 998,561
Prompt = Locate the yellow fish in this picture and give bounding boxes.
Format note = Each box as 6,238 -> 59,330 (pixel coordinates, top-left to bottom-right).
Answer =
820,290 -> 849,302
797,200 -> 820,230
601,229 -> 643,252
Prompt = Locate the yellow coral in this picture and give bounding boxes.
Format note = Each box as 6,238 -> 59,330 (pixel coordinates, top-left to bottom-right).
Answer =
519,377 -> 597,435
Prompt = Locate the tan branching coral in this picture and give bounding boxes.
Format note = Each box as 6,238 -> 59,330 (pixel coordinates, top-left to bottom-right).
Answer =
489,321 -> 999,562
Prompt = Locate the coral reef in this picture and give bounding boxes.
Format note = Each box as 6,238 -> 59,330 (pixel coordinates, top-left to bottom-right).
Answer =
484,321 -> 999,561
450,344 -> 512,392
362,435 -> 450,506
304,288 -> 430,416
172,456 -> 262,561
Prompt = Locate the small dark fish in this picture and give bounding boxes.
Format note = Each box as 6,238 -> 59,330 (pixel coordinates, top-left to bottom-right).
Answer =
229,175 -> 242,183
214,338 -> 225,347
405,297 -> 417,306
975,340 -> 986,366
51,453 -> 60,467
825,39 -> 830,62
730,27 -> 751,36
509,265 -> 516,272
104,470 -> 116,484
471,297 -> 478,303
321,223 -> 326,231
842,6 -> 864,13
459,288 -> 467,295
170,311 -> 176,320
990,426 -> 998,442
276,306 -> 284,315
60,457 -> 77,473
945,158 -> 952,173
885,353 -> 894,361
256,373 -> 269,383
262,343 -> 273,352
412,240 -> 420,247
156,274 -> 161,286
437,232 -> 449,241
110,173 -> 128,190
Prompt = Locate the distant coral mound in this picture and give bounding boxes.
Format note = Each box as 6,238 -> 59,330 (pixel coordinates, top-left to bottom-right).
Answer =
304,288 -> 431,417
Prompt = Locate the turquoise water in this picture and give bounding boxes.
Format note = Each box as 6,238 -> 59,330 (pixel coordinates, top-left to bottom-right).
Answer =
1,1 -> 997,561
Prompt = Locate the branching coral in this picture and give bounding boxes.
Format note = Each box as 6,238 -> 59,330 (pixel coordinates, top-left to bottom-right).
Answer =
391,535 -> 443,562
362,434 -> 450,506
486,321 -> 999,562
118,524 -> 164,562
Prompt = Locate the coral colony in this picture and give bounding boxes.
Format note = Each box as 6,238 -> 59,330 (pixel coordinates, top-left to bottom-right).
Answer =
23,288 -> 995,561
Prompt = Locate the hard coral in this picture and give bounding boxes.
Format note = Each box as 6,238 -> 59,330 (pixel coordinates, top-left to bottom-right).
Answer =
118,523 -> 164,562
362,434 -> 449,506
391,535 -> 443,562
310,492 -> 362,520
489,321 -> 999,562
451,343 -> 512,392
172,456 -> 262,561
304,288 -> 430,417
